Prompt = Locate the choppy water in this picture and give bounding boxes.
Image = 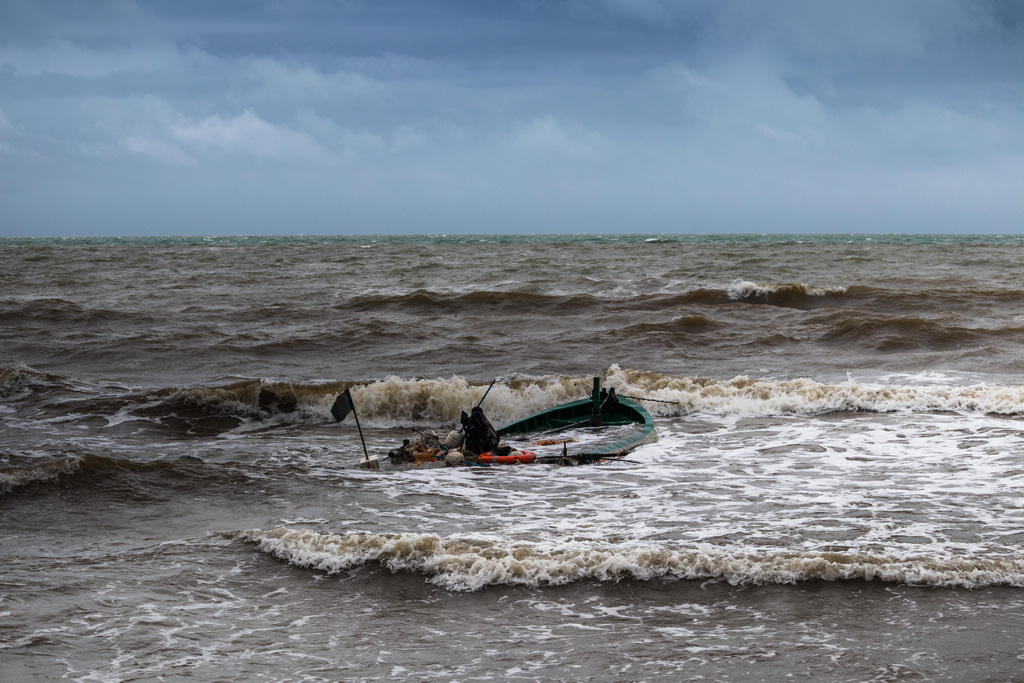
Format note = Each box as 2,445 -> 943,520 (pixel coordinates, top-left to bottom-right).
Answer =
2,234 -> 1024,681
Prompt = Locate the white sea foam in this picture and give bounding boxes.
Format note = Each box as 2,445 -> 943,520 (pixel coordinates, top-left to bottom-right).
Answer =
603,366 -> 1024,417
326,406 -> 1024,583
0,456 -> 82,493
238,527 -> 1024,592
726,278 -> 847,300
337,374 -> 589,428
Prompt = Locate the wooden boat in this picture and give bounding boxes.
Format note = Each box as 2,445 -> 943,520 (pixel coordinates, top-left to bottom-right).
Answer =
383,377 -> 657,467
495,377 -> 658,465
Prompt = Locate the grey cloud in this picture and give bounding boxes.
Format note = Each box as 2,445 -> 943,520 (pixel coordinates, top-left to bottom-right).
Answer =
0,0 -> 1021,236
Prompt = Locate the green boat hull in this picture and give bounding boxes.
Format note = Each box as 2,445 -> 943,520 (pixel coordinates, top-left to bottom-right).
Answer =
496,386 -> 658,464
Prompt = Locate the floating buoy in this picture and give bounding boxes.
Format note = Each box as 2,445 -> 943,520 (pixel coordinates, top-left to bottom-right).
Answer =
477,450 -> 537,464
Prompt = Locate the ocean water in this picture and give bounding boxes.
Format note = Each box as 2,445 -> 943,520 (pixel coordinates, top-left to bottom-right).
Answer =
2,234 -> 1024,681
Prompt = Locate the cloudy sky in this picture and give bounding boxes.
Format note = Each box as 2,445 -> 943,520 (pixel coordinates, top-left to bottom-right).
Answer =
1,1 -> 1021,236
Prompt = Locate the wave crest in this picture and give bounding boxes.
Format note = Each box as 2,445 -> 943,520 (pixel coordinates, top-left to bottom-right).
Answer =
8,367 -> 1024,429
0,364 -> 59,399
727,279 -> 847,308
0,456 -> 83,494
603,366 -> 1024,416
237,527 -> 1024,592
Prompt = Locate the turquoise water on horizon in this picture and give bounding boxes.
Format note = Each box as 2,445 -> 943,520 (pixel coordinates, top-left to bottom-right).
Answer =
4,232 -> 1023,247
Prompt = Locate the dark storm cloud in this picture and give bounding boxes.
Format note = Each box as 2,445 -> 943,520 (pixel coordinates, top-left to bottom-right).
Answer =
1,1 -> 1021,235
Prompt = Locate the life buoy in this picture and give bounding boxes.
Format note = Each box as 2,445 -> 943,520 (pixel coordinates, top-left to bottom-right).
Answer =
478,449 -> 537,464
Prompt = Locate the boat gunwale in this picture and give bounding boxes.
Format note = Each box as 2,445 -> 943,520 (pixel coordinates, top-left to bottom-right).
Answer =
496,396 -> 657,459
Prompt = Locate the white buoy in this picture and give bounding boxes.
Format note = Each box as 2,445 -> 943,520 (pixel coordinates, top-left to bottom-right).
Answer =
444,430 -> 464,449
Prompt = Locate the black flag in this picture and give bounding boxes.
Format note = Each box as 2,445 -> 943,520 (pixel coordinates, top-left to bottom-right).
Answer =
331,388 -> 376,468
331,389 -> 355,422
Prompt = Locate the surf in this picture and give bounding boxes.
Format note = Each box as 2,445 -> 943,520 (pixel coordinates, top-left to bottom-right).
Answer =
236,527 -> 1024,592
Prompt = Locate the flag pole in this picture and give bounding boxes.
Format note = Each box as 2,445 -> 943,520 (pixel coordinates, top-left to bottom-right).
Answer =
331,389 -> 378,469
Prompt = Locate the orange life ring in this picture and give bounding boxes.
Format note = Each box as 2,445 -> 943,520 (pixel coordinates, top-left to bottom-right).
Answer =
478,449 -> 537,464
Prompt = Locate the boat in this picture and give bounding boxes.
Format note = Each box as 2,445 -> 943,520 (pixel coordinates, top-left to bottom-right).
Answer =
495,377 -> 658,465
383,377 -> 657,467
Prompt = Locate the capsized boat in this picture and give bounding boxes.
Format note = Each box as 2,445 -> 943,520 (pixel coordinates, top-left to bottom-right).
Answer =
385,377 -> 658,467
387,376 -> 659,466
496,377 -> 658,465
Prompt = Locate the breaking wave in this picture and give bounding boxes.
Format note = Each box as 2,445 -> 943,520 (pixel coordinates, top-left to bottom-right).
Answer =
7,365 -> 1024,431
726,279 -> 848,308
157,375 -> 587,428
226,368 -> 1024,425
171,378 -> 349,419
603,366 -> 1024,417
237,527 -> 1024,592
0,456 -> 84,494
0,364 -> 61,399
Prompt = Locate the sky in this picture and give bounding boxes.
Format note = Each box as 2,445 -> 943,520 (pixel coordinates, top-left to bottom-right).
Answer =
0,0 -> 1021,236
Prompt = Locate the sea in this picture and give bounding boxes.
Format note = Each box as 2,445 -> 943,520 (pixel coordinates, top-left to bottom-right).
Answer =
2,233 -> 1023,682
